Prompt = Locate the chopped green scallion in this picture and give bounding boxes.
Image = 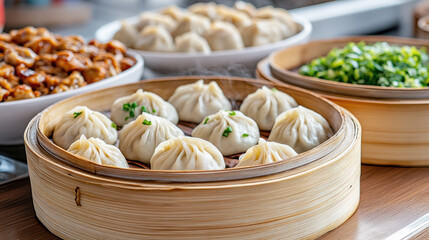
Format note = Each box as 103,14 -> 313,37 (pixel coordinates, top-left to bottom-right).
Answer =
222,126 -> 232,137
123,102 -> 138,121
141,106 -> 149,113
299,41 -> 429,88
142,119 -> 152,125
73,111 -> 83,119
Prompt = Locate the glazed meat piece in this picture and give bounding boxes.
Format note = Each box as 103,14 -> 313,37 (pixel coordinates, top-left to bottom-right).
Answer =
93,52 -> 121,75
0,41 -> 10,52
0,63 -> 15,78
4,46 -> 37,67
10,27 -> 50,45
44,74 -> 61,90
24,35 -> 58,54
16,64 -> 36,78
55,50 -> 90,72
78,45 -> 100,58
120,57 -> 135,71
22,71 -> 46,89
0,33 -> 11,42
6,84 -> 39,101
62,71 -> 87,89
51,84 -> 70,94
0,86 -> 9,101
105,40 -> 126,55
0,27 -> 135,102
33,54 -> 66,77
0,63 -> 19,87
0,77 -> 12,90
57,35 -> 85,52
87,39 -> 104,49
82,62 -> 107,84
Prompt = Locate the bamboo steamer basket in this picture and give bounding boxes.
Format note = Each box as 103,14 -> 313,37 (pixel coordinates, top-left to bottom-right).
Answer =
268,36 -> 429,100
24,76 -> 361,240
259,51 -> 429,166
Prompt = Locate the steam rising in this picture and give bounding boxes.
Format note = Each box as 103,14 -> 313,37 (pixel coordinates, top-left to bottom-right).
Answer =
143,62 -> 270,109
143,62 -> 255,79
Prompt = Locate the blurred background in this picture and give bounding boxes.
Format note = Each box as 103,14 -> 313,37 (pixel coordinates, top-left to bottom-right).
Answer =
3,0 -> 428,40
1,0 -> 428,164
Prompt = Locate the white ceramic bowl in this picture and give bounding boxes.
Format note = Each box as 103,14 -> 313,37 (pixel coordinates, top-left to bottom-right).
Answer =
0,52 -> 144,145
95,14 -> 312,71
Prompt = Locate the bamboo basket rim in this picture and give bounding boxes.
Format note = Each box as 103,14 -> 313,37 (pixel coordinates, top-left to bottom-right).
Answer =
258,57 -> 429,105
26,110 -> 361,189
268,35 -> 429,100
34,76 -> 350,183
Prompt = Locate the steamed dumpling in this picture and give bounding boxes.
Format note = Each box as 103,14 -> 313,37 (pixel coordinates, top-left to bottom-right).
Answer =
255,6 -> 298,36
268,106 -> 333,153
52,106 -> 118,149
150,136 -> 225,170
240,86 -> 298,130
205,21 -> 244,51
113,20 -> 139,48
175,32 -> 211,53
216,5 -> 252,29
136,12 -> 176,32
168,80 -> 232,123
172,13 -> 211,37
111,89 -> 179,127
241,19 -> 291,47
188,2 -> 219,20
68,135 -> 128,168
234,1 -> 256,17
161,5 -> 184,21
119,113 -> 184,164
134,26 -> 174,52
236,138 -> 298,167
192,110 -> 259,156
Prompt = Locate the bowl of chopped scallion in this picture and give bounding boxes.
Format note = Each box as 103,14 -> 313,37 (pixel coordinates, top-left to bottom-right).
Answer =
269,36 -> 429,99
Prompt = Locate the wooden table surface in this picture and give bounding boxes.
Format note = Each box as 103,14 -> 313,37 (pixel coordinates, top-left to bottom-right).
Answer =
1,165 -> 429,240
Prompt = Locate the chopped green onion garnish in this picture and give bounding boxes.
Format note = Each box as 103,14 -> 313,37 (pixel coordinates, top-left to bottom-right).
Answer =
141,106 -> 149,113
228,111 -> 236,116
111,122 -> 117,130
242,133 -> 249,137
73,111 -> 82,119
222,126 -> 232,137
122,103 -> 130,111
271,87 -> 278,91
123,102 -> 138,121
204,117 -> 209,124
142,119 -> 152,125
152,109 -> 156,113
299,41 -> 429,88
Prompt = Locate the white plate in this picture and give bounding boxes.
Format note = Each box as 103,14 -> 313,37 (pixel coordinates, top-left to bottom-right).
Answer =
95,14 -> 312,71
0,51 -> 144,145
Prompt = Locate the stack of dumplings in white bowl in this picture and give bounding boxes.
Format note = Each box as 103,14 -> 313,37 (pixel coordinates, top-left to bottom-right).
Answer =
49,80 -> 334,171
112,2 -> 299,53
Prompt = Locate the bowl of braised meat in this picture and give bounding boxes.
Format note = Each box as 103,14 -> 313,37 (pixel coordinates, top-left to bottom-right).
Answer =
0,26 -> 144,144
